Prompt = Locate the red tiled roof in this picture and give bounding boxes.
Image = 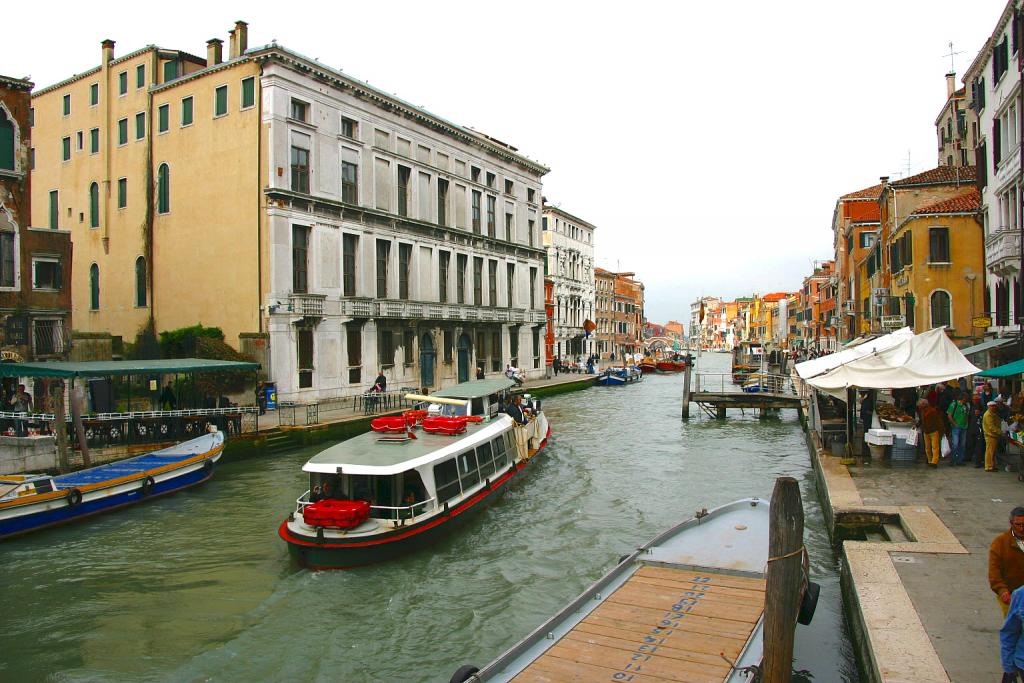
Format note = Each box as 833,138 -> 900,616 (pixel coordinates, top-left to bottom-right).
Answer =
840,183 -> 883,200
910,188 -> 981,215
762,292 -> 791,302
891,165 -> 976,186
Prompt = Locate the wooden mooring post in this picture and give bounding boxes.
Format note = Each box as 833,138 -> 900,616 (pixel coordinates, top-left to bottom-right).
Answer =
680,363 -> 691,419
763,476 -> 804,683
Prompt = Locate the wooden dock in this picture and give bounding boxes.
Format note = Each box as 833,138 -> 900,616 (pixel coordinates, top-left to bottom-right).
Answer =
689,373 -> 801,419
511,566 -> 766,683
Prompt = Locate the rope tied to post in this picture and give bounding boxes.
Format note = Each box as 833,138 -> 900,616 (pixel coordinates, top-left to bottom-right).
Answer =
766,545 -> 805,563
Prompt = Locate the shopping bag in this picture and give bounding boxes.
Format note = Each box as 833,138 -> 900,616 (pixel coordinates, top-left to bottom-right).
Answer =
940,435 -> 951,458
905,428 -> 920,446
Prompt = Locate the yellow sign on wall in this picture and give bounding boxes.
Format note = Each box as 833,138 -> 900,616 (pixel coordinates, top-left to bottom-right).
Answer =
972,316 -> 992,328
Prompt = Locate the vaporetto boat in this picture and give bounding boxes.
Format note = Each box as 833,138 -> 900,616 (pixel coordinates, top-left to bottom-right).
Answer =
278,378 -> 550,569
0,430 -> 224,540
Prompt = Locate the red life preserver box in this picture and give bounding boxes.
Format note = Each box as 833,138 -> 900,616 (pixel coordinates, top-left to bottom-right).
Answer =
303,499 -> 371,528
422,416 -> 468,435
371,416 -> 409,433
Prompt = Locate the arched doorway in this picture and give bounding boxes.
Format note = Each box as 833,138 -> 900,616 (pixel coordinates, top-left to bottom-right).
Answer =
457,333 -> 471,383
420,332 -> 436,388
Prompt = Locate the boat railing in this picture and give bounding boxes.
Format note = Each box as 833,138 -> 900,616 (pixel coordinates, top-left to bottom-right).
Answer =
694,372 -> 795,395
293,493 -> 437,522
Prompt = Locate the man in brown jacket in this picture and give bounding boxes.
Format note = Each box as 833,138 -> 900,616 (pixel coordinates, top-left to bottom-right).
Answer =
985,400 -> 1005,472
917,398 -> 945,468
991,507 -> 1024,617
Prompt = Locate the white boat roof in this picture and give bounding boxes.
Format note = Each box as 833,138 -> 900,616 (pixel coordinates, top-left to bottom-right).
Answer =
303,415 -> 513,475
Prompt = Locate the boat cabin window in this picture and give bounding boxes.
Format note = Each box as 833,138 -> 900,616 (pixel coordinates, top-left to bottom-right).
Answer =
471,397 -> 485,416
457,450 -> 480,489
309,472 -> 426,519
434,459 -> 461,505
493,435 -> 509,470
477,441 -> 495,479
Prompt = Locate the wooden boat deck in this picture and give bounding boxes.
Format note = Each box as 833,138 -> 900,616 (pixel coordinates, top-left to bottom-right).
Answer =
511,566 -> 765,683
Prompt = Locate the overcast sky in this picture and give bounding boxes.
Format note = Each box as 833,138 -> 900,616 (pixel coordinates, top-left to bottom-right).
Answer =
4,0 -> 1006,324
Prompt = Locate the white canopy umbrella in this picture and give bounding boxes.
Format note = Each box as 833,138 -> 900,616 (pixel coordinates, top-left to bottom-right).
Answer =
805,327 -> 980,399
795,327 -> 914,380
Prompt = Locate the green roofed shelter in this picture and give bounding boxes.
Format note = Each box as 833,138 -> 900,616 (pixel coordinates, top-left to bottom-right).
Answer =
431,378 -> 515,399
0,358 -> 260,379
977,359 -> 1024,378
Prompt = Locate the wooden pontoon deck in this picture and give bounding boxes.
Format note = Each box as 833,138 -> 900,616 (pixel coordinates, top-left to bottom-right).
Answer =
511,566 -> 765,683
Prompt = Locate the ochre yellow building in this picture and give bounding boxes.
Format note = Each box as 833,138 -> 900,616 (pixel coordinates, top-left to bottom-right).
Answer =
887,188 -> 983,343
31,25 -> 263,347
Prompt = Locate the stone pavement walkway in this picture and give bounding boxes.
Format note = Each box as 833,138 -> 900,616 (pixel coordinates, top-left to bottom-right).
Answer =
848,458 -> 1023,682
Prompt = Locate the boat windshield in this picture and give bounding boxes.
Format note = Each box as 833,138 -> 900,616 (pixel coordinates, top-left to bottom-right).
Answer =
308,471 -> 430,520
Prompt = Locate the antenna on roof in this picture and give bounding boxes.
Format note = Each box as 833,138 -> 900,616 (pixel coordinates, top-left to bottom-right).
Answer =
942,41 -> 963,73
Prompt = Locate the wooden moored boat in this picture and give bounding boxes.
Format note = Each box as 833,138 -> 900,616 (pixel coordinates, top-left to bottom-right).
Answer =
595,366 -> 643,386
0,430 -> 224,540
279,378 -> 551,569
451,497 -> 819,682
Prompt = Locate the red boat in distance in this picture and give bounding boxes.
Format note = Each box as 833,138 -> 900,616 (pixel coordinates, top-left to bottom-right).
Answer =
655,359 -> 686,373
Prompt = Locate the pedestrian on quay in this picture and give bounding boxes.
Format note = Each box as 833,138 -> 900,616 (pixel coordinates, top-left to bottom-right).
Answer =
159,382 -> 176,411
985,400 -> 1005,472
476,365 -> 485,380
991,507 -> 1024,618
966,395 -> 986,468
552,357 -> 560,376
859,390 -> 874,431
916,398 -> 944,468
372,370 -> 387,393
947,392 -> 970,466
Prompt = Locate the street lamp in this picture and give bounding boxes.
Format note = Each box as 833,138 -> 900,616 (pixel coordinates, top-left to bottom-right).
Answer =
965,272 -> 977,344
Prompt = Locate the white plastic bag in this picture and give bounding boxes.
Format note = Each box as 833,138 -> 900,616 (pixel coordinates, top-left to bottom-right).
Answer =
940,435 -> 951,458
905,428 -> 920,446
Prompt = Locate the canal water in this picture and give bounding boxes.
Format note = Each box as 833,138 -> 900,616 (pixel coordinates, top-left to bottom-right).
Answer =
1,352 -> 857,682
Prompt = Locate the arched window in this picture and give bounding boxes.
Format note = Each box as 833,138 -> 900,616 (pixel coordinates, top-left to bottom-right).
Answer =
0,107 -> 14,171
930,290 -> 951,329
157,163 -> 170,214
135,256 -> 147,307
89,263 -> 99,310
89,182 -> 99,227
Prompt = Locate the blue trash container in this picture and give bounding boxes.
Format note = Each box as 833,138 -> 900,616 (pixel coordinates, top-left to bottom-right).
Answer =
264,383 -> 277,411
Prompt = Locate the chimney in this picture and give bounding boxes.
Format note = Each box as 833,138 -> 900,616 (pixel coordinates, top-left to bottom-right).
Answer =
946,71 -> 956,99
228,29 -> 237,59
101,39 -> 115,65
207,38 -> 223,66
879,176 -> 889,185
235,20 -> 248,56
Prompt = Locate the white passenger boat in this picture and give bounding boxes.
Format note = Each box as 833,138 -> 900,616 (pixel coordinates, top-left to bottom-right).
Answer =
451,498 -> 819,682
279,379 -> 550,569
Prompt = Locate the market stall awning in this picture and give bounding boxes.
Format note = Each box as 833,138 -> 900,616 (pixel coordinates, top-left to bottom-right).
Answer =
805,327 -> 979,399
796,328 -> 914,380
977,358 -> 1024,378
0,358 -> 260,379
958,337 -> 1016,357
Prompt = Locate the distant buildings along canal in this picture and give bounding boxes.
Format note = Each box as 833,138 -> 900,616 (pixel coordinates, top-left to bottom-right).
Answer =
541,205 -> 596,361
29,21 -> 553,402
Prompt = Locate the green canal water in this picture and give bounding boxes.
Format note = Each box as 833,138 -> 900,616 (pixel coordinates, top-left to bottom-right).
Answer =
1,352 -> 858,682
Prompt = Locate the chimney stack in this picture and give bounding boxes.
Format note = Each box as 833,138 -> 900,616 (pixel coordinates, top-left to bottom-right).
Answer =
207,38 -> 223,66
235,21 -> 248,56
879,176 -> 889,185
101,39 -> 115,65
228,29 -> 237,59
946,72 -> 956,99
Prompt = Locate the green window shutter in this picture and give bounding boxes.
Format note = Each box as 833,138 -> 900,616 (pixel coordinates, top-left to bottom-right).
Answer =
62,94 -> 70,116
242,77 -> 255,108
215,86 -> 227,116
49,191 -> 58,229
89,182 -> 99,227
0,113 -> 13,170
135,112 -> 145,140
158,104 -> 169,132
89,264 -> 99,310
119,71 -> 127,95
118,119 -> 127,145
157,164 -> 169,214
90,83 -> 98,106
62,137 -> 70,160
90,128 -> 99,154
163,60 -> 178,83
181,97 -> 193,126
117,178 -> 127,208
136,64 -> 145,88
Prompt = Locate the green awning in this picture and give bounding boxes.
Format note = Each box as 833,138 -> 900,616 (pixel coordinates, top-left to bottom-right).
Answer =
977,359 -> 1024,378
0,358 -> 260,379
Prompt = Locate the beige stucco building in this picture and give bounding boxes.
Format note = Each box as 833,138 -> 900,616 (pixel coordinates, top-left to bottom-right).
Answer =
31,22 -> 549,400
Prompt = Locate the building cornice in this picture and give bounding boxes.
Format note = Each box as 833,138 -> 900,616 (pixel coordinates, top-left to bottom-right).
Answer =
963,0 -> 1015,83
0,75 -> 33,92
253,44 -> 549,177
33,46 -> 160,97
541,204 -> 597,230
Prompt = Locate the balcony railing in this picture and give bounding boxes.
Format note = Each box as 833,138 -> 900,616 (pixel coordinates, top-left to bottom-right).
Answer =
288,294 -> 326,316
986,228 -> 1021,266
278,296 -> 546,324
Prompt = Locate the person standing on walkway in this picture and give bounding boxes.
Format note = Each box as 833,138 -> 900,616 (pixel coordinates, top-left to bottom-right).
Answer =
159,382 -> 176,411
991,508 -> 1024,618
1000,584 -> 1024,681
986,400 -> 1005,472
917,398 -> 944,468
947,393 -> 970,466
966,395 -> 986,468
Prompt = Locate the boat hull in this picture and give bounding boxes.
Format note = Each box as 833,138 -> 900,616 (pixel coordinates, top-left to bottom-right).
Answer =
0,433 -> 223,540
280,428 -> 550,569
655,361 -> 686,373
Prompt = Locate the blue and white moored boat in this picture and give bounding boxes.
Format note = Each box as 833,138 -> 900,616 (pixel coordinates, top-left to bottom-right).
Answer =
450,497 -> 818,682
595,366 -> 643,387
0,430 -> 224,540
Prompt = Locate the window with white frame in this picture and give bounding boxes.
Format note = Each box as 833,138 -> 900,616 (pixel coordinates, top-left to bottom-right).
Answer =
32,256 -> 62,290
